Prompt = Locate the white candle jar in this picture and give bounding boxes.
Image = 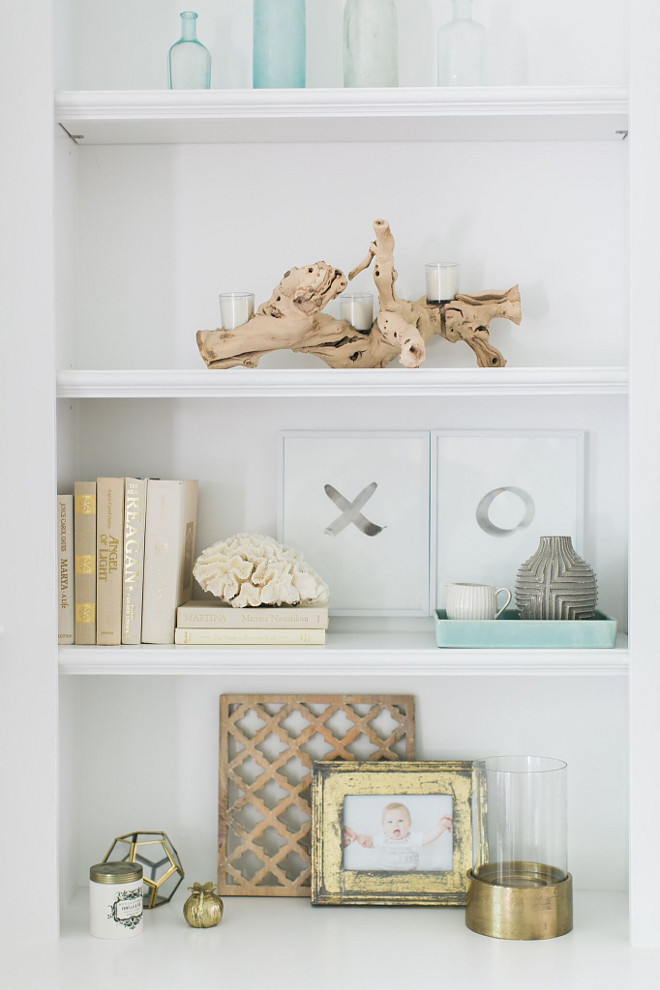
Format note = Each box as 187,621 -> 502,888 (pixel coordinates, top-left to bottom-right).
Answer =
89,861 -> 144,939
219,292 -> 255,330
340,292 -> 374,332
425,262 -> 460,304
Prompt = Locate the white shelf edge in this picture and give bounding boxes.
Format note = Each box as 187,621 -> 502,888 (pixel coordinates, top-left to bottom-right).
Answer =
59,635 -> 628,676
54,86 -> 629,144
56,366 -> 629,399
41,890 -> 634,990
55,85 -> 628,118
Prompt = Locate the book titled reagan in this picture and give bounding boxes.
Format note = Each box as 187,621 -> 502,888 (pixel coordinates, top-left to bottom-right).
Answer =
176,600 -> 329,629
141,479 -> 198,645
122,477 -> 147,645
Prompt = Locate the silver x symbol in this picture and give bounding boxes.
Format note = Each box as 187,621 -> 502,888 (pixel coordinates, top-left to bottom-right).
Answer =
324,482 -> 385,537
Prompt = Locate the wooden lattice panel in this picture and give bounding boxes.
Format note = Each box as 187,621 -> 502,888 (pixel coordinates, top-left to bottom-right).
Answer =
218,694 -> 416,896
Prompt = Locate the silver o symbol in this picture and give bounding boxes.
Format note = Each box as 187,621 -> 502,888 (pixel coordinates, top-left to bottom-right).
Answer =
475,486 -> 535,537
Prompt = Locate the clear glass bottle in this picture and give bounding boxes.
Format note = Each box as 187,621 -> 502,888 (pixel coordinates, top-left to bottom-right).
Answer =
437,0 -> 487,87
343,0 -> 399,88
253,0 -> 306,89
169,11 -> 211,89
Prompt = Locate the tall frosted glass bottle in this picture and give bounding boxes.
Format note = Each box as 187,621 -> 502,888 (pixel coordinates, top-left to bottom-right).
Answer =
344,0 -> 399,88
437,0 -> 487,86
169,11 -> 211,89
253,0 -> 306,89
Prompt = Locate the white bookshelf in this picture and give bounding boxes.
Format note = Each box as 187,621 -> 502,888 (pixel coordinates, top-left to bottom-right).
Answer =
58,635 -> 629,676
8,0 -> 660,977
0,890 -> 636,990
56,366 -> 629,398
55,85 -> 628,144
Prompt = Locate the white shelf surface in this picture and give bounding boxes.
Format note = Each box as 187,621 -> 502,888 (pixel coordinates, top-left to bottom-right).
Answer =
9,891 -> 657,990
54,86 -> 629,145
56,366 -> 629,399
59,633 -> 628,676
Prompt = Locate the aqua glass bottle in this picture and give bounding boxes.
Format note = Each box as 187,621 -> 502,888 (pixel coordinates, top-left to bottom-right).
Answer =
437,0 -> 487,86
253,0 -> 306,89
169,11 -> 211,89
344,0 -> 398,88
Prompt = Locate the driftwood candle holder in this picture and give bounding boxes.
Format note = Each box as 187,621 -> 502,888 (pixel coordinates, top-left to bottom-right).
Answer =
197,219 -> 522,370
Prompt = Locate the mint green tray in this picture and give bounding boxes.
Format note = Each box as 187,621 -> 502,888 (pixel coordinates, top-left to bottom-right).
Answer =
434,610 -> 618,649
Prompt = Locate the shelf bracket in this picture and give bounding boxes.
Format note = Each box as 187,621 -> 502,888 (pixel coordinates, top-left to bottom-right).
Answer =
58,122 -> 85,144
616,129 -> 629,140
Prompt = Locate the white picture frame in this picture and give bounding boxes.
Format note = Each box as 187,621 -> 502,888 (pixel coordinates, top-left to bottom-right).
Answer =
431,430 -> 585,611
279,431 -> 431,616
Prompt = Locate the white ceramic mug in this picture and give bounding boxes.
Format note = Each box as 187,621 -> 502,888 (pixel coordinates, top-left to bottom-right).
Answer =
446,583 -> 512,620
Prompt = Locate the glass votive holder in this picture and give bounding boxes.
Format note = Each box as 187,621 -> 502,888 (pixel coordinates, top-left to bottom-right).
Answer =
219,292 -> 255,330
466,756 -> 572,940
340,292 -> 374,333
425,262 -> 460,304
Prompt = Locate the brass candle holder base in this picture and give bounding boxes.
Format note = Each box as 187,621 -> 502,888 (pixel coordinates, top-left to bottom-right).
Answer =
465,862 -> 573,940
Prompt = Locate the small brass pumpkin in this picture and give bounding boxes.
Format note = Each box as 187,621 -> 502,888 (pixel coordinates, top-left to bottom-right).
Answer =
183,881 -> 224,928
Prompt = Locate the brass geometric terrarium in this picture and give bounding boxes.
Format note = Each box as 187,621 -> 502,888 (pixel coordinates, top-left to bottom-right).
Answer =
103,831 -> 184,908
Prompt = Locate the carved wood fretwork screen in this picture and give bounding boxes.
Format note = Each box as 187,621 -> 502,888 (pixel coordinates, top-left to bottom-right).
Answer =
218,694 -> 416,896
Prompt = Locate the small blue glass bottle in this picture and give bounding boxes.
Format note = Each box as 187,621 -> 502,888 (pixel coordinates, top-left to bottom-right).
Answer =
169,11 -> 211,89
253,0 -> 306,89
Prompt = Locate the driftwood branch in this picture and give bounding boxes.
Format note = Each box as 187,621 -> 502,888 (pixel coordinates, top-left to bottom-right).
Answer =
197,219 -> 522,370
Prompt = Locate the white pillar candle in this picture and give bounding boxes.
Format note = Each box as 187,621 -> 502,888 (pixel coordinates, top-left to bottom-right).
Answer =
340,293 -> 374,332
425,263 -> 460,304
219,292 -> 255,330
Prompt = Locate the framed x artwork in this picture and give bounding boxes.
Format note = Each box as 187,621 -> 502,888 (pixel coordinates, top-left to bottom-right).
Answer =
278,431 -> 431,615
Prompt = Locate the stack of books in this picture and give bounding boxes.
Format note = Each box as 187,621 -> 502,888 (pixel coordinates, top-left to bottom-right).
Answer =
174,600 -> 329,646
57,478 -> 198,646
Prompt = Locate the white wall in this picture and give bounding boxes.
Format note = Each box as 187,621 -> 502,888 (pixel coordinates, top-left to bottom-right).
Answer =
57,392 -> 628,627
61,672 -> 627,896
61,139 -> 628,372
0,0 -> 59,941
59,0 -> 628,90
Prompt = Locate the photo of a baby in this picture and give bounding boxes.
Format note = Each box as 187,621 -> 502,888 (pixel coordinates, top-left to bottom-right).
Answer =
342,794 -> 454,872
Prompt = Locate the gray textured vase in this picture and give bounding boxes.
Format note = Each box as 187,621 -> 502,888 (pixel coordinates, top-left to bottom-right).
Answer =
515,536 -> 597,620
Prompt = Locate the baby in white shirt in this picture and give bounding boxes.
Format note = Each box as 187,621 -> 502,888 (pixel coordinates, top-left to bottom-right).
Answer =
344,801 -> 452,871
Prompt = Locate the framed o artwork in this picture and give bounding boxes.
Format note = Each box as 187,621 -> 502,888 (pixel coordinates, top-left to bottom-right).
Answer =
432,430 -> 585,611
279,431 -> 431,615
311,761 -> 473,906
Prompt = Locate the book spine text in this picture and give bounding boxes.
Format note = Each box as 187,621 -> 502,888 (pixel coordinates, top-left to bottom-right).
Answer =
74,481 -> 97,645
96,477 -> 125,646
174,627 -> 325,645
122,477 -> 147,645
57,494 -> 74,645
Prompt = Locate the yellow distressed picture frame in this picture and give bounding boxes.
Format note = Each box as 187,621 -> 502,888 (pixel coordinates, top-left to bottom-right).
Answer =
311,761 -> 472,906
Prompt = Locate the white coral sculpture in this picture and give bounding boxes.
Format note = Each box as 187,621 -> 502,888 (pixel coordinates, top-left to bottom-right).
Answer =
193,533 -> 329,608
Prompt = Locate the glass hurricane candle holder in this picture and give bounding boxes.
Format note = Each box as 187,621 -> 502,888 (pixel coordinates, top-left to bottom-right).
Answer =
466,756 -> 572,940
340,292 -> 374,332
219,292 -> 255,330
425,262 -> 460,304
